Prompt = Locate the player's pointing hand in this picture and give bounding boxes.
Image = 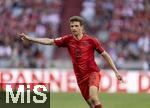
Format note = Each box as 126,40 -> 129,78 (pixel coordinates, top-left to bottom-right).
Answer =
18,33 -> 29,42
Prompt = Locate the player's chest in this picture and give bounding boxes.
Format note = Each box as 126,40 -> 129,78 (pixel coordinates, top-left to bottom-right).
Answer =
67,40 -> 93,51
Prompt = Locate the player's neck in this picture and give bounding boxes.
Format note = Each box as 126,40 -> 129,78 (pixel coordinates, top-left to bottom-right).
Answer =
75,33 -> 84,40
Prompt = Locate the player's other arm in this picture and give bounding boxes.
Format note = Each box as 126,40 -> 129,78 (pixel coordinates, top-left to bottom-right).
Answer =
101,51 -> 123,82
18,33 -> 55,45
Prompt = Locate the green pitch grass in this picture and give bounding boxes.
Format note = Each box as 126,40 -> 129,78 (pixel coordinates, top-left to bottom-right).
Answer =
50,92 -> 150,108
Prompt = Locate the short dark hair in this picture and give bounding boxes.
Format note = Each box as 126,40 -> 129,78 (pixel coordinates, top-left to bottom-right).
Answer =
69,16 -> 85,26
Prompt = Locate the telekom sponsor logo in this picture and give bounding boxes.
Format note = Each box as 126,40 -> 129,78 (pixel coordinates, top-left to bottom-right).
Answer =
0,69 -> 150,93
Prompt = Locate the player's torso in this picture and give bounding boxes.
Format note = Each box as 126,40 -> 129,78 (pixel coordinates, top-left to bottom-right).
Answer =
68,36 -> 94,62
66,35 -> 100,75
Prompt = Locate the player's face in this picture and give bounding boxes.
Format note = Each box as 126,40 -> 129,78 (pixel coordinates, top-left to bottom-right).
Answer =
70,21 -> 83,36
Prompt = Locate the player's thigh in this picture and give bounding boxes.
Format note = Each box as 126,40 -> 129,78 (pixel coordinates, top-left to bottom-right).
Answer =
89,72 -> 100,97
89,86 -> 99,97
78,72 -> 100,100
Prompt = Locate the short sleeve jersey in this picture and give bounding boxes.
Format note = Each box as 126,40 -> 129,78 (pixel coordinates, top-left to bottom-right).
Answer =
54,34 -> 104,84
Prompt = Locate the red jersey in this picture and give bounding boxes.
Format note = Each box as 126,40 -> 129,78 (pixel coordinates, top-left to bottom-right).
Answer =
54,34 -> 104,84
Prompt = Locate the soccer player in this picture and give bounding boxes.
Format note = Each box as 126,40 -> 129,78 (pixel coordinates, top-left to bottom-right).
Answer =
18,16 -> 123,108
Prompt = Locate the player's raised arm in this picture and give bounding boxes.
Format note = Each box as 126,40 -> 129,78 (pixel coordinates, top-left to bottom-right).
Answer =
18,33 -> 55,45
101,51 -> 124,83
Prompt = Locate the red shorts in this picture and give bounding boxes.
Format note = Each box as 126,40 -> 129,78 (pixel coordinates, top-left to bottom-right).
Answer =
78,72 -> 101,101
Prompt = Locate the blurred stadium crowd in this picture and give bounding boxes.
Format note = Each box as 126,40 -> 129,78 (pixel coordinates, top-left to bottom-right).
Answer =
0,0 -> 149,70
